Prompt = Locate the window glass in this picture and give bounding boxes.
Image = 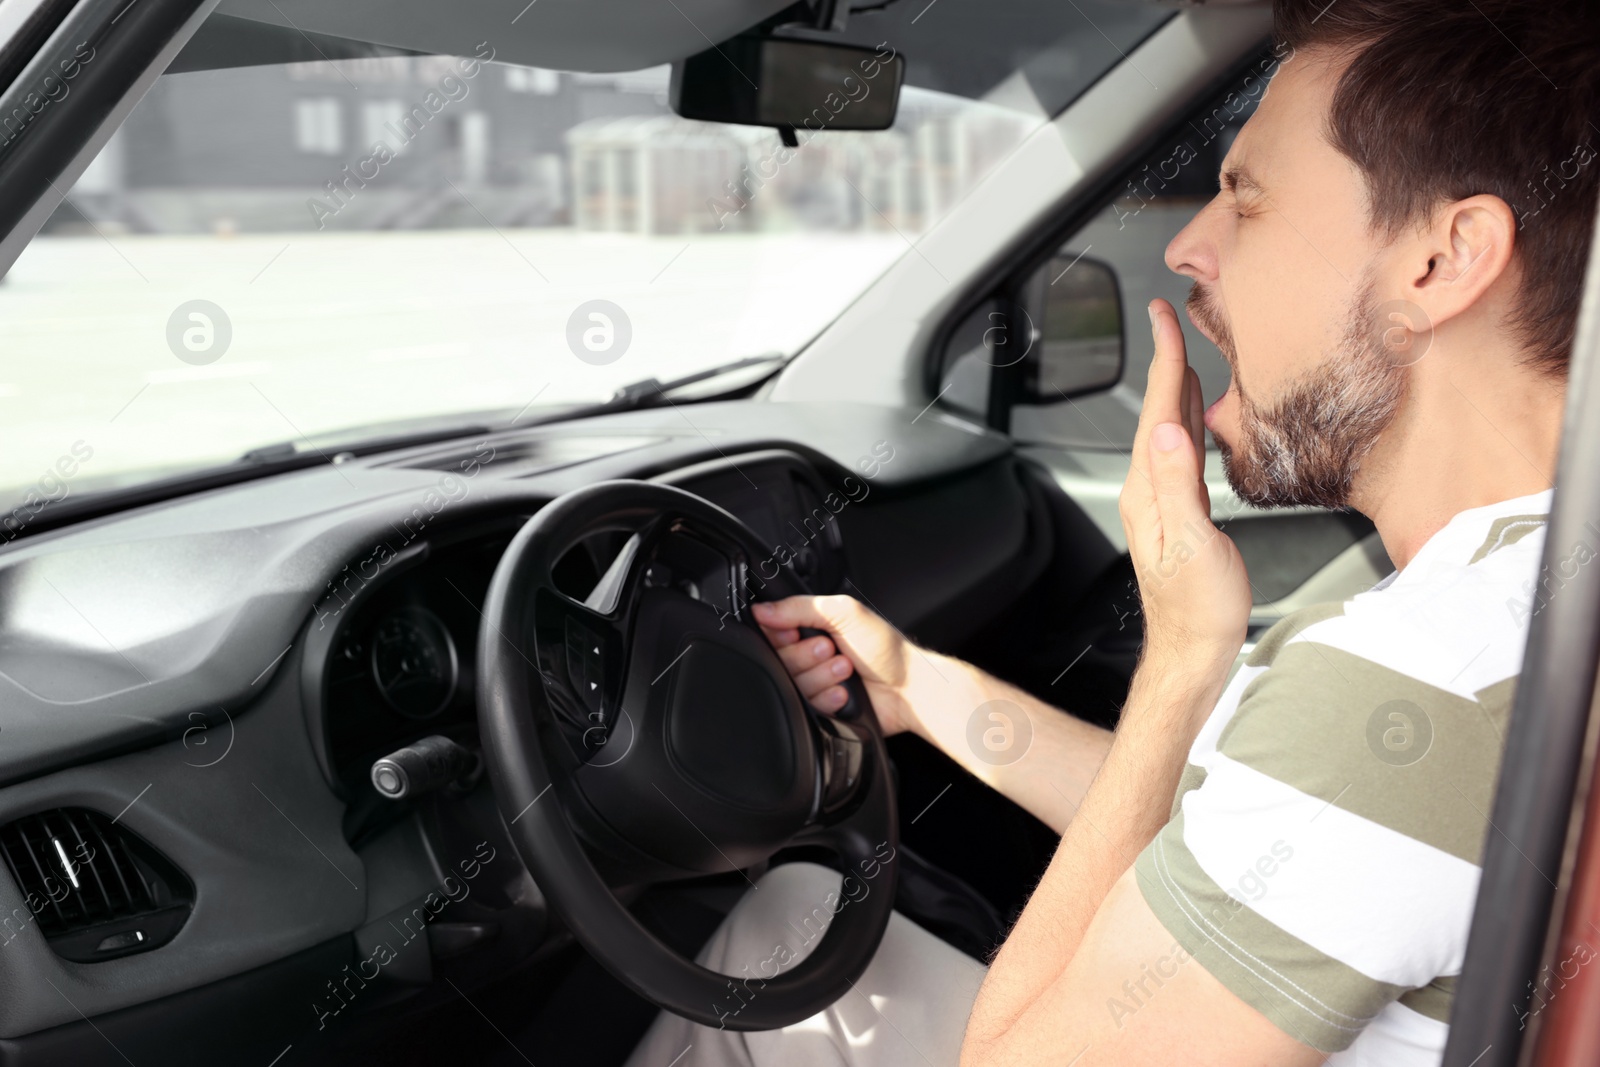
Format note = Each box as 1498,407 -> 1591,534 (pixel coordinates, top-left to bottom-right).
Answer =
0,0 -> 1168,516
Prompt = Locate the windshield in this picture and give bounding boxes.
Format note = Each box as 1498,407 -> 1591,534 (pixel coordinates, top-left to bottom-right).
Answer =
0,2 -> 1166,518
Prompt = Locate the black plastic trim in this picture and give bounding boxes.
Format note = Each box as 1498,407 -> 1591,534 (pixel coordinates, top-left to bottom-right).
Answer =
0,0 -> 209,245
0,807 -> 194,961
652,448 -> 853,592
0,936 -> 353,1066
0,0 -> 77,106
299,540 -> 433,794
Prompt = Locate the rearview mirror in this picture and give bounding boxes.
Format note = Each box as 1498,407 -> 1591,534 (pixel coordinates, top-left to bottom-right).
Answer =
670,36 -> 904,132
1020,253 -> 1124,402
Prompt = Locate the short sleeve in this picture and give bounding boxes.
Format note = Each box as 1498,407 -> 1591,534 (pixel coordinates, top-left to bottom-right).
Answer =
1132,636 -> 1507,1052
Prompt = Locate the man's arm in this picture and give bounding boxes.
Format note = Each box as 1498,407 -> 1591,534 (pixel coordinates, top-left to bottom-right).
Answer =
971,865 -> 1327,1065
751,591 -> 1113,834
959,300 -> 1319,1064
958,650 -> 1232,1059
957,651 -> 1328,1065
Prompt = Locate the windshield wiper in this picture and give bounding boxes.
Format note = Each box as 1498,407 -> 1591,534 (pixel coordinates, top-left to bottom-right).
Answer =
1,355 -> 788,543
606,352 -> 787,409
235,420 -> 495,466
520,352 -> 788,428
231,354 -> 785,461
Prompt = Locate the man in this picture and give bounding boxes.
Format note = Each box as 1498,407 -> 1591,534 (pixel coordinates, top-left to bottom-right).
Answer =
627,0 -> 1596,1062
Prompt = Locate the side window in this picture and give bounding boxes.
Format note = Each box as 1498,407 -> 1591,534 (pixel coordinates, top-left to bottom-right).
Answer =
935,48 -> 1285,448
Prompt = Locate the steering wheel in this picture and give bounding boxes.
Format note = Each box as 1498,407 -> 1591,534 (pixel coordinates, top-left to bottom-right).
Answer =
476,479 -> 899,1030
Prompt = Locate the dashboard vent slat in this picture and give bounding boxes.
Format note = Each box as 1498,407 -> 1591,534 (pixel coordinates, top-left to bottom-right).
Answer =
87,815 -> 136,912
14,821 -> 68,927
62,811 -> 113,920
39,813 -> 88,927
111,826 -> 155,909
0,808 -> 193,962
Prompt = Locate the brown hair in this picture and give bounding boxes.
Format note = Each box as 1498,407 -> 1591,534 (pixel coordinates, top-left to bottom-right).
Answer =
1275,0 -> 1600,377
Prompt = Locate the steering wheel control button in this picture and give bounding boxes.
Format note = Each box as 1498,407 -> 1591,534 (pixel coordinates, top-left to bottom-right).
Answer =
371,735 -> 479,800
564,616 -> 607,722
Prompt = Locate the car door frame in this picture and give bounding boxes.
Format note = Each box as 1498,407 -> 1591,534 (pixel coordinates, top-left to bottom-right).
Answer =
1443,196 -> 1600,1067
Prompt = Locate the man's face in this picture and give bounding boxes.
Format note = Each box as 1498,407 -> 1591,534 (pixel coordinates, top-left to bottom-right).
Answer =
1165,49 -> 1410,509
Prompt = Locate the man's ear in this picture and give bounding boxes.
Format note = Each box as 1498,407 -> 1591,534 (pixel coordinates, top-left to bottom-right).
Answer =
1406,193 -> 1517,331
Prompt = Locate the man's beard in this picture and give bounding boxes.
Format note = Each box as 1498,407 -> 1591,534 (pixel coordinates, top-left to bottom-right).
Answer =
1185,278 -> 1408,509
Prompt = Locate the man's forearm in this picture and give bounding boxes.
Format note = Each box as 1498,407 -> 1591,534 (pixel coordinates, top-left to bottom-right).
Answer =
959,653 -> 1232,1060
898,647 -> 1113,834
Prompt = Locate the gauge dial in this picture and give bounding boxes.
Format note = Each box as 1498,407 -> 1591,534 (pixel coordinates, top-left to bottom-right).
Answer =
370,607 -> 458,720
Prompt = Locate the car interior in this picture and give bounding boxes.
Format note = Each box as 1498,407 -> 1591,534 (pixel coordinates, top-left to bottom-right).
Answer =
5,0 -> 1590,1064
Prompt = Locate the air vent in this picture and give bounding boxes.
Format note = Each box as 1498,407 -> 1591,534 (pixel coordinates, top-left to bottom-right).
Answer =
0,808 -> 193,962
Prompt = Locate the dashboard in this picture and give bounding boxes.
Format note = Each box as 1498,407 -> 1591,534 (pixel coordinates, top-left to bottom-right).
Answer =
0,399 -> 1030,1062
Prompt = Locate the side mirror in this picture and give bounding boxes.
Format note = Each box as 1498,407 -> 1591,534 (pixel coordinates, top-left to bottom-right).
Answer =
670,36 -> 904,133
1018,252 -> 1124,403
929,250 -> 1124,431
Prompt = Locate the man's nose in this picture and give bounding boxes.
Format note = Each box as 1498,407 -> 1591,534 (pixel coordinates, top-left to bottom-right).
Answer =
1165,196 -> 1223,284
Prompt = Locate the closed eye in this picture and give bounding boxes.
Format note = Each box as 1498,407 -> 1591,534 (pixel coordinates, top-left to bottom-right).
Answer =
1221,164 -> 1267,219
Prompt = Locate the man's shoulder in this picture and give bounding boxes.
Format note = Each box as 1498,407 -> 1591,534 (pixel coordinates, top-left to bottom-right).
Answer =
1245,520 -> 1545,704
1216,566 -> 1534,867
1181,501 -> 1552,861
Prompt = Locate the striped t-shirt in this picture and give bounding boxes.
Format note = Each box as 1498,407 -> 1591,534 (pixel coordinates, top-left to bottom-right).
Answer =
1133,488 -> 1554,1065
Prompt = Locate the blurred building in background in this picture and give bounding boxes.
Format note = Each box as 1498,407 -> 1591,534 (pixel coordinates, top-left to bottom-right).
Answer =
52,57 -> 1033,238
566,92 -> 1031,235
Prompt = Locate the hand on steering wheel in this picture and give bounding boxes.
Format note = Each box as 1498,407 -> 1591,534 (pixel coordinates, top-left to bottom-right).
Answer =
750,595 -> 919,737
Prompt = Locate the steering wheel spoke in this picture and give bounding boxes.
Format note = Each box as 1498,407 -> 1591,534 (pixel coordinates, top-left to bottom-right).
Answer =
527,516 -> 670,752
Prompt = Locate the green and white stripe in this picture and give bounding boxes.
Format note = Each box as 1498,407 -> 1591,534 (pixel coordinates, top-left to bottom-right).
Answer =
1134,489 -> 1552,1064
